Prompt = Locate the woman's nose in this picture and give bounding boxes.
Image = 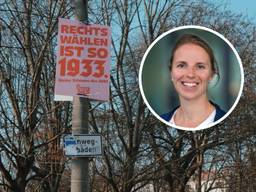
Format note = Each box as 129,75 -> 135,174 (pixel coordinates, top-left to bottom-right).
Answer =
186,67 -> 196,78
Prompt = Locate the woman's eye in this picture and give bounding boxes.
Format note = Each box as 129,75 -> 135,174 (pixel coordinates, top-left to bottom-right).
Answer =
197,64 -> 206,69
176,63 -> 186,68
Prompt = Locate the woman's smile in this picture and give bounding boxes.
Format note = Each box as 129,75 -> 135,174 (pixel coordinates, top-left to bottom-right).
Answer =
181,81 -> 199,87
180,80 -> 200,94
181,81 -> 198,87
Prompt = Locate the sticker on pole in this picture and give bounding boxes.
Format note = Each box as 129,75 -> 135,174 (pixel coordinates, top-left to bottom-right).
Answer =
63,134 -> 102,157
54,18 -> 111,101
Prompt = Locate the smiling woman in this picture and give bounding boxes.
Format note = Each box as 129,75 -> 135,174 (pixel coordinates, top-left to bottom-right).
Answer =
139,26 -> 244,131
161,34 -> 225,128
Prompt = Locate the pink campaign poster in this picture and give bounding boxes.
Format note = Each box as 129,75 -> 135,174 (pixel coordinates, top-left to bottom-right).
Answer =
54,18 -> 111,101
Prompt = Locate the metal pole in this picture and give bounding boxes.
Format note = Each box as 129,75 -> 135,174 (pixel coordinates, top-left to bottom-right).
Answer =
71,1 -> 89,192
73,0 -> 89,23
71,98 -> 90,192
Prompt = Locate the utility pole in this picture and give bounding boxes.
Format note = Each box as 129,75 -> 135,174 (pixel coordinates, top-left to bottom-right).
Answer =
71,0 -> 89,192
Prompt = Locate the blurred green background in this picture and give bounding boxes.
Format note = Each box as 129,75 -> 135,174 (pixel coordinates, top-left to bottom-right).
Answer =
141,28 -> 243,115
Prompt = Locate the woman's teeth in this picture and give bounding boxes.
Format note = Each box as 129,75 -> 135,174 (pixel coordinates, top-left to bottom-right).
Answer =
182,82 -> 197,87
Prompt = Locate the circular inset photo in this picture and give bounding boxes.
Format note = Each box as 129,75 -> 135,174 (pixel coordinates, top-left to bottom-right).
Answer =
139,25 -> 244,131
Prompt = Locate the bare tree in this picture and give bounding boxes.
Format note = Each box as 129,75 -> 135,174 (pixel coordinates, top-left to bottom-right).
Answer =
0,0 -> 72,191
88,1 -> 256,192
0,0 -> 255,192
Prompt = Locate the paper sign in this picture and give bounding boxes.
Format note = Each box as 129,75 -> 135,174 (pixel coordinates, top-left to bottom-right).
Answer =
54,18 -> 111,101
63,134 -> 102,156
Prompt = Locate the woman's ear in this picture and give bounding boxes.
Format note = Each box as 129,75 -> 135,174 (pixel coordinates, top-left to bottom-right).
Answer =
208,72 -> 219,86
208,73 -> 214,83
209,74 -> 214,82
210,70 -> 216,81
170,72 -> 174,81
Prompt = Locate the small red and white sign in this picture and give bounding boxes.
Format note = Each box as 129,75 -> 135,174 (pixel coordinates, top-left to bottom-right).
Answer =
54,18 -> 111,101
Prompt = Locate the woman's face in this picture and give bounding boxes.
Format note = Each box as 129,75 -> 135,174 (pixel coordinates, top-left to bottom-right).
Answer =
171,43 -> 214,101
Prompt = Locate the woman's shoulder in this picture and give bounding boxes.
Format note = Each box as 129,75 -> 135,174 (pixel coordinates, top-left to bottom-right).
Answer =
210,101 -> 226,121
214,106 -> 226,121
160,106 -> 179,121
